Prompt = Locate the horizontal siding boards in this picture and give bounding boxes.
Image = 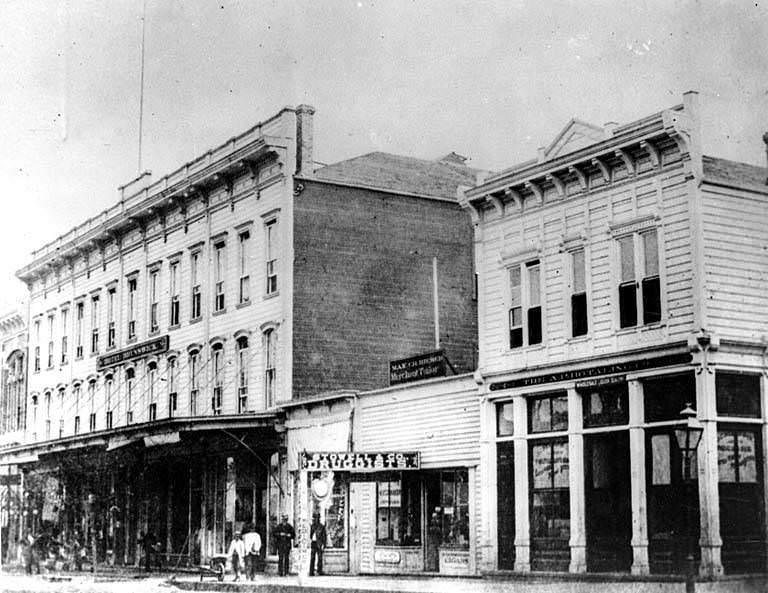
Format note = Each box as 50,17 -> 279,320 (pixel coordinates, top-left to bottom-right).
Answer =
357,377 -> 480,468
702,185 -> 768,341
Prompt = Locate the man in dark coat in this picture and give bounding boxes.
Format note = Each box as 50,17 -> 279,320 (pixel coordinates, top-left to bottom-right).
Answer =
274,514 -> 295,576
309,512 -> 327,576
140,530 -> 156,573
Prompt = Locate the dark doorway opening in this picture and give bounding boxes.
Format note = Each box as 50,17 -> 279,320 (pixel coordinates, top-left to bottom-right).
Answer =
497,441 -> 515,569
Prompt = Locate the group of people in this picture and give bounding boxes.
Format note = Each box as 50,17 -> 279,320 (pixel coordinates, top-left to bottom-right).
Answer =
226,512 -> 327,581
21,530 -> 87,574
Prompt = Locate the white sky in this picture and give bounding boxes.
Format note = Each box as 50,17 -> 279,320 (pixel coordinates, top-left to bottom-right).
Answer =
1,0 -> 767,311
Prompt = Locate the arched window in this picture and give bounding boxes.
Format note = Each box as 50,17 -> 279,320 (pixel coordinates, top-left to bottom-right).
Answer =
263,328 -> 276,407
105,374 -> 114,429
3,351 -> 25,432
189,349 -> 200,415
126,367 -> 135,425
167,357 -> 178,418
58,387 -> 66,438
72,383 -> 81,435
236,336 -> 249,413
147,361 -> 158,421
88,380 -> 97,431
211,343 -> 224,415
44,390 -> 52,440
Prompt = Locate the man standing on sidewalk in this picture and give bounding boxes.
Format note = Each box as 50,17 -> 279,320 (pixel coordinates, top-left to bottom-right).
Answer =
242,524 -> 262,580
227,531 -> 245,582
274,514 -> 295,576
309,512 -> 327,576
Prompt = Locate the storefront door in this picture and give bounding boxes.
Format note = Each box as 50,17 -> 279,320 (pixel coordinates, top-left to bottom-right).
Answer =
496,441 -> 515,569
645,427 -> 699,573
584,432 -> 631,572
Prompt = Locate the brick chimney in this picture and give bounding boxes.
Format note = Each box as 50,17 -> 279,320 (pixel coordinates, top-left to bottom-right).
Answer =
295,104 -> 315,177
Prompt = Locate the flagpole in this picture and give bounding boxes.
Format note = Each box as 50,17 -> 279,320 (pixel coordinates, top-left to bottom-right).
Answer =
137,0 -> 147,174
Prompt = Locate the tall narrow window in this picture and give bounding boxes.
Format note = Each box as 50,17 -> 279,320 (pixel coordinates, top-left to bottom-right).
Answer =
239,231 -> 251,304
641,229 -> 661,324
508,267 -> 523,348
107,286 -> 116,348
169,261 -> 180,327
212,344 -> 224,415
237,337 -> 249,413
570,249 -> 588,337
265,219 -> 278,295
44,391 -> 51,440
167,357 -> 178,417
105,375 -> 113,430
149,269 -> 159,333
47,314 -> 54,368
264,328 -> 276,407
88,380 -> 96,431
126,368 -> 134,424
91,294 -> 100,353
127,276 -> 137,339
527,260 -> 542,345
148,361 -> 157,421
190,251 -> 202,320
58,387 -> 65,437
75,302 -> 84,358
214,241 -> 226,312
34,320 -> 40,372
189,350 -> 200,415
60,308 -> 69,364
618,235 -> 637,328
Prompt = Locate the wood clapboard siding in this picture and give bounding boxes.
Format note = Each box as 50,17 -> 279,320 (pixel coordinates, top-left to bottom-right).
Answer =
478,160 -> 695,375
357,376 -> 480,468
702,185 -> 768,340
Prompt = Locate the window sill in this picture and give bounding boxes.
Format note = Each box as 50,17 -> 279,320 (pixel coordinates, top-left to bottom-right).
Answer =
236,300 -> 251,310
615,322 -> 666,336
106,345 -> 116,352
566,335 -> 590,345
505,343 -> 545,355
212,308 -> 227,317
263,291 -> 279,301
90,351 -> 99,357
169,324 -> 181,331
127,337 -> 137,344
190,317 -> 202,325
148,330 -> 160,337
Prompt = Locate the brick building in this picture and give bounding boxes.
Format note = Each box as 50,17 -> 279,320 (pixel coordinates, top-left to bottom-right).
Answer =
0,106 -> 477,569
462,92 -> 768,576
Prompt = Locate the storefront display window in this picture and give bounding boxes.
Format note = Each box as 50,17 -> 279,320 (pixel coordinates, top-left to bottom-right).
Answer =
376,473 -> 421,546
582,383 -> 628,427
716,373 -> 761,418
529,393 -> 567,433
718,431 -> 757,483
438,470 -> 469,549
308,472 -> 347,549
530,440 -> 570,539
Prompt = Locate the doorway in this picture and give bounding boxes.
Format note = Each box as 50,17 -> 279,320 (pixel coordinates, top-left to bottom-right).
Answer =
584,431 -> 631,572
496,441 -> 515,569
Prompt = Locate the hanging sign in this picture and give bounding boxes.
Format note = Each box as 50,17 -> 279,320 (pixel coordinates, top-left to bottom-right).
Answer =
389,350 -> 446,385
97,335 -> 169,370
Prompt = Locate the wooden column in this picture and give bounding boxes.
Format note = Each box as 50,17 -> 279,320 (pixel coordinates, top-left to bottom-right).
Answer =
568,387 -> 586,572
696,368 -> 723,577
628,379 -> 649,574
513,396 -> 530,571
478,396 -> 497,571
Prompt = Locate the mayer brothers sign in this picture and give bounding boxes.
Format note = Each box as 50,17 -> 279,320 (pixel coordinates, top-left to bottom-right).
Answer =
97,335 -> 170,371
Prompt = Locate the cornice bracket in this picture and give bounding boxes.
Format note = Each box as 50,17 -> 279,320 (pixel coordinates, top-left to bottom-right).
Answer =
640,140 -> 661,170
487,194 -> 504,217
525,180 -> 544,206
615,148 -> 635,177
591,157 -> 611,183
546,173 -> 566,199
504,187 -> 523,211
569,165 -> 588,191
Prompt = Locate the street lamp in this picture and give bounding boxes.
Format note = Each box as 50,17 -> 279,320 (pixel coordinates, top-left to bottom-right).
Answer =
673,403 -> 703,593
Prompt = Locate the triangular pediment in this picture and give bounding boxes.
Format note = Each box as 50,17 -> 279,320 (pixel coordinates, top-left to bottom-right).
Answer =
543,119 -> 605,160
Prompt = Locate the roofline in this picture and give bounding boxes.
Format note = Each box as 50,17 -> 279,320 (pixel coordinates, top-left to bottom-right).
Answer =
701,176 -> 768,196
296,175 -> 462,204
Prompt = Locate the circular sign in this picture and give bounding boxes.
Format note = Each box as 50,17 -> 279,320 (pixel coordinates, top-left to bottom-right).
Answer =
311,478 -> 329,500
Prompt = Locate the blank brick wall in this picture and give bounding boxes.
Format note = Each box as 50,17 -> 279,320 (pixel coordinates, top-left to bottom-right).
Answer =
292,180 -> 477,399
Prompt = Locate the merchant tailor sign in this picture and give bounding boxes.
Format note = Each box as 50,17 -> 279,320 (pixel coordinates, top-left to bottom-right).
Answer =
97,335 -> 169,370
389,350 -> 446,385
300,451 -> 420,472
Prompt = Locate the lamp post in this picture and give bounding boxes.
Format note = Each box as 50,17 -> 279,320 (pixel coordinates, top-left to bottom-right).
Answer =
673,403 -> 703,593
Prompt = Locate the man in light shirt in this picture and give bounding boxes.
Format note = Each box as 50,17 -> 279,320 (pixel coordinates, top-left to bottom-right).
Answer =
242,525 -> 262,580
227,531 -> 245,581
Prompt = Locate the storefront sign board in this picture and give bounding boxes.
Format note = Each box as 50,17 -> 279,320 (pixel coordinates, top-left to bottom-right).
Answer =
97,335 -> 169,370
300,451 -> 420,472
389,350 -> 446,385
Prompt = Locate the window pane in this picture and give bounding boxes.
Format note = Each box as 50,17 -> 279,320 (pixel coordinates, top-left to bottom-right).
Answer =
651,434 -> 671,485
509,306 -> 523,327
527,262 -> 540,306
583,385 -> 628,428
527,306 -> 542,345
552,441 -> 569,488
737,432 -> 757,483
497,402 -> 514,436
618,235 -> 635,282
716,373 -> 761,418
551,396 -> 568,431
643,373 -> 696,423
532,444 -> 552,489
572,249 -> 585,293
531,399 -> 551,433
642,277 -> 661,324
591,440 -> 611,489
619,282 -> 637,328
509,267 -> 521,307
718,431 -> 736,483
571,293 -> 588,337
509,327 -> 523,349
642,229 -> 659,277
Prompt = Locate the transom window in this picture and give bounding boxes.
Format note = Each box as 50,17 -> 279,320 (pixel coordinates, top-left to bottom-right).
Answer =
716,372 -> 761,418
529,393 -> 568,433
582,383 -> 628,428
497,401 -> 514,436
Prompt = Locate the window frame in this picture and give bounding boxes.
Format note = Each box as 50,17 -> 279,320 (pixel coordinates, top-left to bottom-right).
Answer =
169,259 -> 180,327
264,217 -> 278,296
148,267 -> 160,334
505,255 -> 545,350
127,275 -> 138,340
90,293 -> 100,354
238,229 -> 251,305
236,336 -> 249,413
213,241 -> 226,313
568,246 -> 589,338
190,249 -> 202,321
263,327 -> 277,407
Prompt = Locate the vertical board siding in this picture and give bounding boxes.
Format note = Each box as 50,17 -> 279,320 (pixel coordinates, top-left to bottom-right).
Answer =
702,186 -> 768,340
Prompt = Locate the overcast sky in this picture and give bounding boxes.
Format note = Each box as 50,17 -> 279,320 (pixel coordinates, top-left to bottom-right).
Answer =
1,0 -> 767,311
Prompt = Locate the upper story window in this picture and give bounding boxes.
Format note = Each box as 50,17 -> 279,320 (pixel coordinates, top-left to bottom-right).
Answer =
127,276 -> 138,340
236,336 -> 249,413
508,259 -> 542,349
75,301 -> 84,358
147,361 -> 158,421
73,382 -> 81,414
107,286 -> 116,349
190,250 -> 202,321
239,230 -> 251,305
169,260 -> 180,327
105,374 -> 113,429
167,357 -> 178,418
33,319 -> 41,372
60,307 -> 69,365
617,228 -> 661,329
570,248 -> 588,337
47,314 -> 54,368
189,349 -> 200,415
265,219 -> 278,295
214,241 -> 226,312
125,367 -> 135,424
212,343 -> 224,415
149,268 -> 160,333
264,328 -> 276,407
90,294 -> 100,354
